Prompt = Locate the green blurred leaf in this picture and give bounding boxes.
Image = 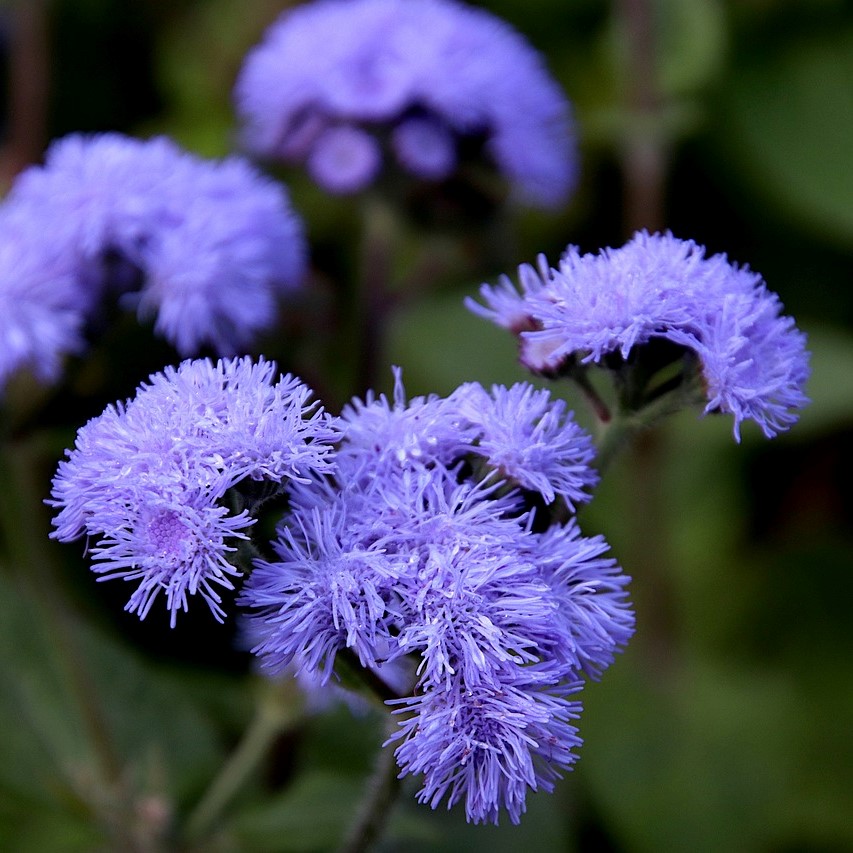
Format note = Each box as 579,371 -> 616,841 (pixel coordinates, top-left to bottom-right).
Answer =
0,567 -> 236,847
231,770 -> 363,852
718,25 -> 853,247
386,290 -> 531,397
792,323 -> 853,435
656,0 -> 726,97
580,658 -> 800,853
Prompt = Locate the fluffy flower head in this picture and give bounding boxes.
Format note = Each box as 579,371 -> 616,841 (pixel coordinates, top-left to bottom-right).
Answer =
241,371 -> 631,824
4,133 -> 306,359
450,381 -> 599,506
469,231 -> 811,439
389,678 -> 583,824
0,212 -> 83,389
50,357 -> 338,625
235,0 -> 576,207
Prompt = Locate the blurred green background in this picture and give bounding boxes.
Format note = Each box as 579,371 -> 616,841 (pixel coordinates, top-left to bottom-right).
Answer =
0,0 -> 851,850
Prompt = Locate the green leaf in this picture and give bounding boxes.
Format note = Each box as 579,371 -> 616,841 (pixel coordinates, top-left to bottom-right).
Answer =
231,770 -> 363,852
718,25 -> 853,247
0,567 -> 236,846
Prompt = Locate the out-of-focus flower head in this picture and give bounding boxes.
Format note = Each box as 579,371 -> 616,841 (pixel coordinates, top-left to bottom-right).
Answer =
1,133 -> 306,379
468,231 -> 811,439
241,371 -> 632,824
234,0 -> 576,208
49,357 -> 338,626
0,210 -> 83,389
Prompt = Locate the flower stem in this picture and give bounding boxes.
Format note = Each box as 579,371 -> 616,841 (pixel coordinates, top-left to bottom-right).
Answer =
337,720 -> 402,853
355,196 -> 399,395
183,679 -> 304,843
594,375 -> 702,475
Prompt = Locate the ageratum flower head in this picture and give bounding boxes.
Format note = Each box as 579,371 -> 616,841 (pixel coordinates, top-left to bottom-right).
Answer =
49,357 -> 338,626
241,372 -> 632,824
0,209 -> 83,390
468,231 -> 811,439
234,0 -> 576,207
3,133 -> 306,360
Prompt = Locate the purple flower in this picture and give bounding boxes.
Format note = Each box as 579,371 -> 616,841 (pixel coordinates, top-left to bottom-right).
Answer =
388,676 -> 583,825
450,382 -> 599,507
234,0 -> 576,207
49,357 -> 338,625
243,464 -> 532,682
306,125 -> 382,193
89,489 -> 254,625
241,371 -> 632,823
0,212 -> 84,390
337,367 -> 476,474
468,231 -> 811,439
529,521 -> 635,678
246,494 -> 405,680
337,369 -> 598,511
4,133 -> 306,359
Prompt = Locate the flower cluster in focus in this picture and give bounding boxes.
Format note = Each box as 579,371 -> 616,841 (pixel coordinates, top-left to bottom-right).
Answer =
49,357 -> 337,625
241,371 -> 633,823
468,231 -> 811,439
235,0 -> 576,207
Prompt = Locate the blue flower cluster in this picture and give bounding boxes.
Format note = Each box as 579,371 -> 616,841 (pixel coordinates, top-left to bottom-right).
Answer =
0,133 -> 306,391
468,231 -> 811,439
234,0 -> 576,206
241,371 -> 633,823
49,358 -> 337,626
49,359 -> 631,822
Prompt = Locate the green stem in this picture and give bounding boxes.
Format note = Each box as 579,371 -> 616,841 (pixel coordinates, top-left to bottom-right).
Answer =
355,196 -> 399,395
594,376 -> 702,475
336,720 -> 403,853
569,365 -> 612,424
183,679 -> 305,843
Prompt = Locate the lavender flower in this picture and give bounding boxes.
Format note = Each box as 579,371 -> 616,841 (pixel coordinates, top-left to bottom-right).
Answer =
3,133 -> 306,360
337,368 -> 475,474
0,212 -> 83,390
450,382 -> 599,507
388,677 -> 583,825
246,494 -> 404,680
468,231 -> 811,439
49,357 -> 338,625
234,0 -> 576,207
241,372 -> 632,823
529,521 -> 635,678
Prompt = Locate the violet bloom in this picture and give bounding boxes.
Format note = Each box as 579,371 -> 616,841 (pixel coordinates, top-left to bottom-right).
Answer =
241,372 -> 632,824
450,381 -> 599,507
388,677 -> 583,825
3,133 -> 306,361
468,231 -> 811,439
234,0 -> 576,207
0,211 -> 83,390
49,357 -> 338,626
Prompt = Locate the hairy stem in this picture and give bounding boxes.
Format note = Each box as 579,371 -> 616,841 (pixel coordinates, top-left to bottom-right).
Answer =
337,720 -> 402,853
183,679 -> 304,843
617,0 -> 666,234
0,0 -> 50,187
